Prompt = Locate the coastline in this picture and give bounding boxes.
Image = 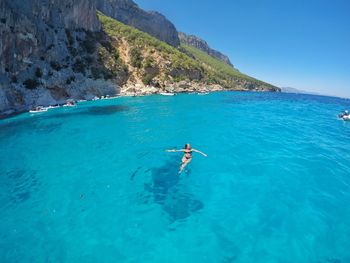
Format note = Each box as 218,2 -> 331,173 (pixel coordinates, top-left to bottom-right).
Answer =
0,82 -> 280,120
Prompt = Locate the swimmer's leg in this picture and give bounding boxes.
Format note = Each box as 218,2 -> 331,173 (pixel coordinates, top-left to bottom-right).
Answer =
179,158 -> 192,174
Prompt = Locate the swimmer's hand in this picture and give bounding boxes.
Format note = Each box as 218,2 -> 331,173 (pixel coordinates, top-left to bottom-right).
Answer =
166,149 -> 176,152
192,149 -> 207,157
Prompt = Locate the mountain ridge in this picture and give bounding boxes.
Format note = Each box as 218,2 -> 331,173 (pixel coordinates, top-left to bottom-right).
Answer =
96,0 -> 180,47
178,32 -> 233,67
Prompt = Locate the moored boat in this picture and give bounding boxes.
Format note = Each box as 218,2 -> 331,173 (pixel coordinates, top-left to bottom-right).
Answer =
29,106 -> 48,113
63,100 -> 76,107
160,92 -> 175,96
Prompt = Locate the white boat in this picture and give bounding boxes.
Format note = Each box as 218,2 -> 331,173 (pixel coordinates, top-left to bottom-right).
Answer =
198,92 -> 209,95
63,103 -> 76,107
104,97 -> 118,100
47,105 -> 59,109
63,99 -> 76,107
160,92 -> 175,96
29,106 -> 48,113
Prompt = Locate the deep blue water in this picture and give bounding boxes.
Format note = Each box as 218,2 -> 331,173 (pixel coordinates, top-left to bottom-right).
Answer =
1,92 -> 350,262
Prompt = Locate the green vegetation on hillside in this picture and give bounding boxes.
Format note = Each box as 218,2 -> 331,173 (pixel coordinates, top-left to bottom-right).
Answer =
181,44 -> 275,88
97,12 -> 277,90
98,12 -> 201,71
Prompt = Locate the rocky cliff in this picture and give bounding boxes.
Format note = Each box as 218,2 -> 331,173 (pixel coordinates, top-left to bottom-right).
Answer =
179,32 -> 233,67
0,0 -> 124,116
96,0 -> 180,47
0,0 -> 100,76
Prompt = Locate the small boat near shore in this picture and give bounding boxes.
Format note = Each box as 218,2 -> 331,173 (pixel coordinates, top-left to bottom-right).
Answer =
47,105 -> 60,109
63,104 -> 76,107
102,95 -> 120,100
29,106 -> 48,113
198,92 -> 209,95
63,100 -> 76,107
160,92 -> 175,96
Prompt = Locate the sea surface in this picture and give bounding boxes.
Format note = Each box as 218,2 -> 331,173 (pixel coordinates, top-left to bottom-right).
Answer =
1,92 -> 350,263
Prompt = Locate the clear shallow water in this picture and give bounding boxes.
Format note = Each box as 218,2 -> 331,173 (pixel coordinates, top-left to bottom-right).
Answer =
1,92 -> 350,263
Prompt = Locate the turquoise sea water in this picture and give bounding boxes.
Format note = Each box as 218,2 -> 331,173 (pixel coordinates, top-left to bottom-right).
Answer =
1,92 -> 350,262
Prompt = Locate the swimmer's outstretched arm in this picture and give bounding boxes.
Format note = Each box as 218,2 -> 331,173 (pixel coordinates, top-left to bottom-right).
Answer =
192,149 -> 208,157
166,149 -> 184,152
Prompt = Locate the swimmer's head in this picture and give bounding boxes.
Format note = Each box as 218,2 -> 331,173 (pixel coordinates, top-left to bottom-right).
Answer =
184,143 -> 191,149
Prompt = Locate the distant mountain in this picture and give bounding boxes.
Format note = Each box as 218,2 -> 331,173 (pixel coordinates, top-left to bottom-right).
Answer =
280,87 -> 318,95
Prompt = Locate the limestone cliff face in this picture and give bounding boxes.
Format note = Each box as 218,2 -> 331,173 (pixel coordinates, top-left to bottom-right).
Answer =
0,0 -> 120,116
179,32 -> 233,67
96,0 -> 180,47
1,0 -> 100,32
0,0 -> 100,74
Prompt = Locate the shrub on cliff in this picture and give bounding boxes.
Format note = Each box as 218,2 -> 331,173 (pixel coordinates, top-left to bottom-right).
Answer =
81,32 -> 97,53
73,59 -> 86,74
144,57 -> 154,68
23,79 -> 39,89
66,76 -> 76,85
130,48 -> 142,68
35,67 -> 42,78
65,29 -> 74,46
50,61 -> 62,71
11,75 -> 18,83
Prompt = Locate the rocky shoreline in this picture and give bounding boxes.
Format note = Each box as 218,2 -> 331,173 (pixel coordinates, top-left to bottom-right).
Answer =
0,82 -> 277,119
121,82 -> 224,96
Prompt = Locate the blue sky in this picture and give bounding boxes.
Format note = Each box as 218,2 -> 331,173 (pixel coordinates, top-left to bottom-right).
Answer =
136,0 -> 350,98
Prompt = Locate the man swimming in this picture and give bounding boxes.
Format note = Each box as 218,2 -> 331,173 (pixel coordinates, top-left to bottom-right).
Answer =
166,143 -> 207,174
339,110 -> 349,119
